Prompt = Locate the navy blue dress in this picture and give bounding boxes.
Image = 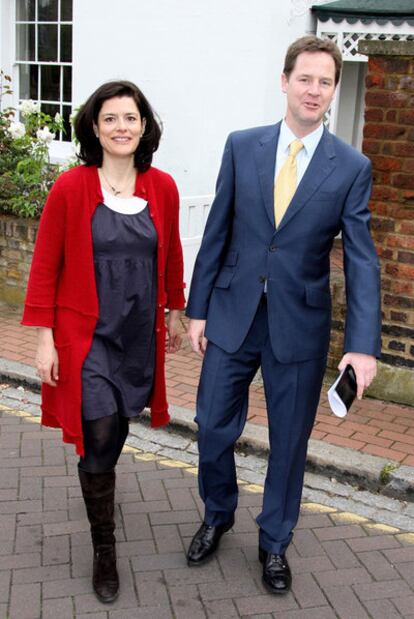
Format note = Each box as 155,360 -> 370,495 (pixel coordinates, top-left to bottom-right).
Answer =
81,202 -> 157,420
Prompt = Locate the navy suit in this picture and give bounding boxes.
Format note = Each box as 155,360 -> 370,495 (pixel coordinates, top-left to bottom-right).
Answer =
186,122 -> 381,554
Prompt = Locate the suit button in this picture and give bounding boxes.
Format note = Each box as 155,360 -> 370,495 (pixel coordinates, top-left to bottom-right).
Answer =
269,245 -> 277,252
259,276 -> 266,283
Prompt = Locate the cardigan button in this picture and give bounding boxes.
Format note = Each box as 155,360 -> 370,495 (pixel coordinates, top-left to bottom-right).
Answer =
156,328 -> 160,333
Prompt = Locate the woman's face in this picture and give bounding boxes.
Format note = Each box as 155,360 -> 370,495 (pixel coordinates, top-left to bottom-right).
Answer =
93,96 -> 146,161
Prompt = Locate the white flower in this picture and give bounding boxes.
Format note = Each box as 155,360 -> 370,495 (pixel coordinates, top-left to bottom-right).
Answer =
7,121 -> 26,139
36,126 -> 55,144
18,99 -> 41,116
54,112 -> 62,124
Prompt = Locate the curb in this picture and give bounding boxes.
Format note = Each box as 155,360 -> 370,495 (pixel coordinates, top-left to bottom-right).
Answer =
1,357 -> 413,502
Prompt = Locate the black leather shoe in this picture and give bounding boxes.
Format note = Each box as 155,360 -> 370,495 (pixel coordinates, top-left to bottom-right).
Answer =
259,547 -> 292,594
187,517 -> 234,566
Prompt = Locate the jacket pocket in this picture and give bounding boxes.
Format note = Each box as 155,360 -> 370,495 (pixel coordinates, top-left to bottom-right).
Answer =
213,270 -> 235,289
55,343 -> 71,383
223,250 -> 238,267
305,285 -> 331,309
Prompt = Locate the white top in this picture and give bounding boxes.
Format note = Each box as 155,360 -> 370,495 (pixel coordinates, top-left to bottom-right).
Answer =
102,188 -> 148,215
275,120 -> 324,186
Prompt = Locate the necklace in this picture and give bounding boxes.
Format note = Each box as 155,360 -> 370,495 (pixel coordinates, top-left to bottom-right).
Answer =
100,168 -> 134,196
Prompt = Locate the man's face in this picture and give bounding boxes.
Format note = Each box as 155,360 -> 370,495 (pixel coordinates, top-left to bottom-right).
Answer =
281,51 -> 337,137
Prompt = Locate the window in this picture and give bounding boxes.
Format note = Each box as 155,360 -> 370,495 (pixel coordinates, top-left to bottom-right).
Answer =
15,0 -> 73,141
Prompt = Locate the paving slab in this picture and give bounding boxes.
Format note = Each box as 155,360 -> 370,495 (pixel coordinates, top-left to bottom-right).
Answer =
1,400 -> 414,618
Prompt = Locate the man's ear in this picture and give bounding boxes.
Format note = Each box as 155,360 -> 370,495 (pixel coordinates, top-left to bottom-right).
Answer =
281,72 -> 288,94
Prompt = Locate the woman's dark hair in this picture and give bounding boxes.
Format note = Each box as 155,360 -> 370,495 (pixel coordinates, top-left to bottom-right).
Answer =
74,80 -> 162,171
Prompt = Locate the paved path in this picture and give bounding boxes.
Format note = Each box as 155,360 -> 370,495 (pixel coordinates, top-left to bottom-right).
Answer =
1,304 -> 414,467
1,399 -> 414,619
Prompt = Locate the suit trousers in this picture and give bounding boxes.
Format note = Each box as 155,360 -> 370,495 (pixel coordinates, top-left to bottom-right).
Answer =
196,297 -> 326,554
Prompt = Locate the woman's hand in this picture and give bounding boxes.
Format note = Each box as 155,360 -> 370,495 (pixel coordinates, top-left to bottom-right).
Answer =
165,310 -> 183,353
35,328 -> 59,386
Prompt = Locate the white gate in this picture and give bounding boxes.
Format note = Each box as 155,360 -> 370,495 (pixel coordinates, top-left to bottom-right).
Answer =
179,195 -> 213,297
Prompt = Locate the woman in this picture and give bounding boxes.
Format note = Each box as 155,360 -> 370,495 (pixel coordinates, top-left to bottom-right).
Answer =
22,81 -> 186,603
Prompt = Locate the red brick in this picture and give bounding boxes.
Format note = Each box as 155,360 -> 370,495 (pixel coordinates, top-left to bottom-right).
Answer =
315,423 -> 354,438
386,109 -> 397,122
393,442 -> 414,456
401,190 -> 414,201
389,280 -> 413,295
310,429 -> 328,440
365,91 -> 410,109
384,263 -> 414,281
352,433 -> 393,448
314,413 -> 343,426
403,455 -> 414,466
368,57 -> 410,75
367,419 -> 409,435
371,217 -> 395,232
393,174 -> 414,190
376,247 -> 395,260
342,422 -> 379,436
386,234 -> 414,250
362,139 -> 381,155
394,142 -> 414,157
390,310 -> 409,323
324,435 -> 366,450
364,124 -> 406,140
364,108 -> 384,121
249,415 -> 269,427
370,156 -> 402,172
400,221 -> 414,235
403,159 -> 414,173
371,186 -> 400,201
361,444 -> 405,462
399,110 -> 414,125
378,430 -> 413,445
372,170 -> 392,185
365,73 -> 385,89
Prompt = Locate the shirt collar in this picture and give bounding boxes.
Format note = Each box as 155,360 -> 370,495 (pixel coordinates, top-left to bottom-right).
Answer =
279,120 -> 324,158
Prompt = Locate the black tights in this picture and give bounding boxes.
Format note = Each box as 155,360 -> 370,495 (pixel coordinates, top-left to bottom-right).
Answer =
79,414 -> 129,474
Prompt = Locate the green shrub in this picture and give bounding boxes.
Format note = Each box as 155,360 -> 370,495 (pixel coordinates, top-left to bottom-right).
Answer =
0,70 -> 67,218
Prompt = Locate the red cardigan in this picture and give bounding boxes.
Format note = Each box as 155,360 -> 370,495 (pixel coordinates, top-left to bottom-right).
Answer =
22,164 -> 186,456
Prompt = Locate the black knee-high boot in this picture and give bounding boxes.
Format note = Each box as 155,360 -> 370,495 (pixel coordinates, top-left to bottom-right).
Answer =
78,467 -> 119,603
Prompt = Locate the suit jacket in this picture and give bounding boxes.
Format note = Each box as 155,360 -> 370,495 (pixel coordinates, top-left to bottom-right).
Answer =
186,122 -> 381,363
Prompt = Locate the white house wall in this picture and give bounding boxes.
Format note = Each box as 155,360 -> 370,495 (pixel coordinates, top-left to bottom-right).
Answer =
1,0 -> 315,290
72,0 -> 313,197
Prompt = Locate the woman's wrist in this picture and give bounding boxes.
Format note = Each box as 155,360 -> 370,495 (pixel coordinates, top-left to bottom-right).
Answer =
37,327 -> 54,344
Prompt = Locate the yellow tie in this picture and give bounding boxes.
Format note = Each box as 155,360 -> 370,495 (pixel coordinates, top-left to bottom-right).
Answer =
274,139 -> 304,227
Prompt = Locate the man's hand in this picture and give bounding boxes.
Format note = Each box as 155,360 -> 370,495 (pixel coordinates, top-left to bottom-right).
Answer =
187,319 -> 208,357
338,352 -> 377,400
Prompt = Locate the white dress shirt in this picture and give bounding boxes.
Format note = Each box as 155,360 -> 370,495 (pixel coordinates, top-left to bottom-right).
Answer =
275,120 -> 324,187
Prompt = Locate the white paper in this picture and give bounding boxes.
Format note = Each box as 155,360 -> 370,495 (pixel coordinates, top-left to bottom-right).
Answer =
327,368 -> 348,418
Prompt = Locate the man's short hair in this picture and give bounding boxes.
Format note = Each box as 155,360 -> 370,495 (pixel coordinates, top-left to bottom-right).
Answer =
283,35 -> 343,85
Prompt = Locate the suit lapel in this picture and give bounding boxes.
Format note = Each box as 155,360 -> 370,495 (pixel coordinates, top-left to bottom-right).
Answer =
277,128 -> 337,232
254,123 -> 279,228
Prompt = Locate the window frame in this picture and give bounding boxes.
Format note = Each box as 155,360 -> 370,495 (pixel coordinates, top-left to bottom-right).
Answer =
14,0 -> 73,144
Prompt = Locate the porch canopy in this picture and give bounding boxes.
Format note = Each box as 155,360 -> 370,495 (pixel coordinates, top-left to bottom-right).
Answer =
312,0 -> 414,24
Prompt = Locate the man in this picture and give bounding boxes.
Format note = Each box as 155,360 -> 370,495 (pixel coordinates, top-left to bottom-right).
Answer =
186,35 -> 381,594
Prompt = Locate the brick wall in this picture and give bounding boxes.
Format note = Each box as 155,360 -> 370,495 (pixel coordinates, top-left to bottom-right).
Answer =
0,215 -> 38,305
360,40 -> 414,370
